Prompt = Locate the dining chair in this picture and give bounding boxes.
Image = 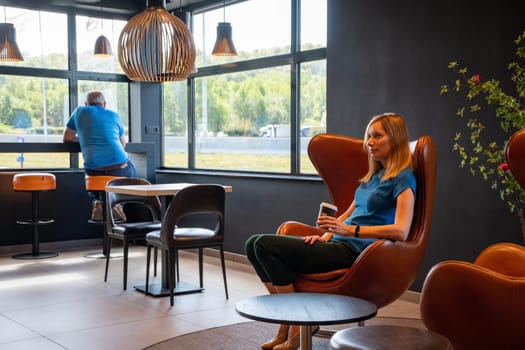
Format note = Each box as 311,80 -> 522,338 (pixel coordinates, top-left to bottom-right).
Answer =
105,177 -> 161,290
145,184 -> 228,306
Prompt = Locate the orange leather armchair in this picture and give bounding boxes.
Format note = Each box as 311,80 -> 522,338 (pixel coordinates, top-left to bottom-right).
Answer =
506,128 -> 525,190
277,133 -> 437,309
420,243 -> 525,350
420,128 -> 525,349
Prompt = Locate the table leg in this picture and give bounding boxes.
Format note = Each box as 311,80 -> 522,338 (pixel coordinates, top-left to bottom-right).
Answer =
299,325 -> 313,350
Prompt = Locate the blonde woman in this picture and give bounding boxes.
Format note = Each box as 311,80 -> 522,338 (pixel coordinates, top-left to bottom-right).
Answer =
245,113 -> 416,350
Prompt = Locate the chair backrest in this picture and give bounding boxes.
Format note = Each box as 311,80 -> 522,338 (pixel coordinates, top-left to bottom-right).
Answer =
308,133 -> 368,216
305,133 -> 437,307
105,177 -> 162,230
506,128 -> 525,191
160,184 -> 225,246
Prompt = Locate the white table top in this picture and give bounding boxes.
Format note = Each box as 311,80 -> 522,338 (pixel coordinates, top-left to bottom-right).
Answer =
105,182 -> 232,196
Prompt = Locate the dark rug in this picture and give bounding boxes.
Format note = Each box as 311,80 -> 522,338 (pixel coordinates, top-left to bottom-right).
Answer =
144,317 -> 424,350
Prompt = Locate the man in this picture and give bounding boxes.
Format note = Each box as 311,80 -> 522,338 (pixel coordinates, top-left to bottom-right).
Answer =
63,91 -> 136,221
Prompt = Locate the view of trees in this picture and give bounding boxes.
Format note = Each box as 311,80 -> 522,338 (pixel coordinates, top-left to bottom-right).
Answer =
163,60 -> 326,137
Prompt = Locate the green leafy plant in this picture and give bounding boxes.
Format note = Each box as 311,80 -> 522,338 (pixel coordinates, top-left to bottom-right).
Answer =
440,29 -> 525,242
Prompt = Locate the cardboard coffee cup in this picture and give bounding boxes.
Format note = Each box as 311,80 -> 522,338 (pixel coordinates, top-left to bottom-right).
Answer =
318,202 -> 338,219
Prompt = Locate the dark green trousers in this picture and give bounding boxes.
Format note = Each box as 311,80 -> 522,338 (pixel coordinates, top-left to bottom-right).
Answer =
245,234 -> 359,286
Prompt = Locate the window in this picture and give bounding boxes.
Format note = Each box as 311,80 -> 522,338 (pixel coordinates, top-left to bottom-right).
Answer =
76,16 -> 126,74
0,6 -> 129,170
163,81 -> 189,168
0,8 -> 68,70
193,0 -> 291,68
163,0 -> 327,174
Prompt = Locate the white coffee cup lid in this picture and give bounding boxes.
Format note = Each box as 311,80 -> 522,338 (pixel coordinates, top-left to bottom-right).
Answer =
320,202 -> 337,211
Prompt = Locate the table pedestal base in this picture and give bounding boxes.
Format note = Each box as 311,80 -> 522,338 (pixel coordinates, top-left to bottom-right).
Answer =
300,325 -> 314,350
134,281 -> 203,297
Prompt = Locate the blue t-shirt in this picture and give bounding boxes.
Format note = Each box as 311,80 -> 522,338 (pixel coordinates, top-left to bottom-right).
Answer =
332,167 -> 416,252
66,105 -> 128,170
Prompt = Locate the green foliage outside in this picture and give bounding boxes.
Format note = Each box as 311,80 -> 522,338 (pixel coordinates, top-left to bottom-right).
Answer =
440,29 -> 525,241
163,61 -> 326,137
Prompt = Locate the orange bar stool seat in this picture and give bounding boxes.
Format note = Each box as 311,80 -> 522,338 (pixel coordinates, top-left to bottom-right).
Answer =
12,173 -> 58,259
84,175 -> 121,259
85,175 -> 119,192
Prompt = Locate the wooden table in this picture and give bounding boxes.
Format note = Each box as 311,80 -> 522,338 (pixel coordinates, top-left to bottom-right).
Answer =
105,182 -> 232,297
236,293 -> 377,350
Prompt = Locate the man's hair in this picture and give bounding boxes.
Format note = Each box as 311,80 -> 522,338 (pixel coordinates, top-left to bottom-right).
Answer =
86,91 -> 105,107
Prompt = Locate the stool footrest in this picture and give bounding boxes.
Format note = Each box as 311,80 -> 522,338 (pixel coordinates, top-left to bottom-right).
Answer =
16,219 -> 55,226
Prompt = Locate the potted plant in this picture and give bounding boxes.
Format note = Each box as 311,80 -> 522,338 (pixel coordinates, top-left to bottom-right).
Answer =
441,29 -> 525,243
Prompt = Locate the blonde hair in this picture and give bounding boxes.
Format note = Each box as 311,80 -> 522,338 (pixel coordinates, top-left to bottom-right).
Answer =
361,113 -> 412,182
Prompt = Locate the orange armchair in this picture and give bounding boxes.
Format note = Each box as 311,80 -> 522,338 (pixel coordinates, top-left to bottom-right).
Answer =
277,133 -> 437,309
420,243 -> 525,350
420,128 -> 525,349
506,128 -> 525,190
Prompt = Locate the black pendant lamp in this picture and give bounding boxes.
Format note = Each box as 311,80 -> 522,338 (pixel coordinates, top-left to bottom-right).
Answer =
212,0 -> 237,56
93,2 -> 112,57
94,34 -> 112,57
118,0 -> 196,82
0,18 -> 23,61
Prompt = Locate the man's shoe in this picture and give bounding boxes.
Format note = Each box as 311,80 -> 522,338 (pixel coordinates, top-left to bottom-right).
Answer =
112,204 -> 126,222
91,200 -> 104,221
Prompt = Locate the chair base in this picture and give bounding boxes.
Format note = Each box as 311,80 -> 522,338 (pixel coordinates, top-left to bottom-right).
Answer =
13,251 -> 58,260
134,280 -> 203,297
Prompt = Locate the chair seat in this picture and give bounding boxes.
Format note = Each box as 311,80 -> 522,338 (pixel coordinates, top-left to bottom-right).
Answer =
110,221 -> 162,238
13,173 -> 56,191
328,325 -> 452,350
297,269 -> 349,281
146,227 -> 221,247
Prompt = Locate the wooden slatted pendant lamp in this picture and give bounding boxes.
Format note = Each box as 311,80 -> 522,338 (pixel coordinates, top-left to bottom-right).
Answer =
118,0 -> 196,82
0,6 -> 23,62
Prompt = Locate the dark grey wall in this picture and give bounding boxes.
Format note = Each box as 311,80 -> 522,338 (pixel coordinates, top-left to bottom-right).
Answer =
327,0 -> 525,288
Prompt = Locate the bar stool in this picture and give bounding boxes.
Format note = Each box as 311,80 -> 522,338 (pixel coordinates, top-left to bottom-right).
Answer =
84,175 -> 121,259
12,172 -> 58,259
328,325 -> 452,350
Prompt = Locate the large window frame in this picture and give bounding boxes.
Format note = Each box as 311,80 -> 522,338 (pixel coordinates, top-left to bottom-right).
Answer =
0,5 -> 130,169
163,0 -> 326,175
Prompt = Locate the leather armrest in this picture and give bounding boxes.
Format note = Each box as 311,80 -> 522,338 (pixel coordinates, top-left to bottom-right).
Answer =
276,221 -> 325,237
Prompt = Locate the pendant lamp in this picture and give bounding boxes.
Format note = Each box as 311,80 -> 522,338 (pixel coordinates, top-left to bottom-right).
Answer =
94,34 -> 112,57
212,0 -> 237,56
0,22 -> 23,61
93,3 -> 112,57
118,0 -> 196,82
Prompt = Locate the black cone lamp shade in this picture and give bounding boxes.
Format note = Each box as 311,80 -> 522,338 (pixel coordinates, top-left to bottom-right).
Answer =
212,22 -> 237,56
94,34 -> 112,57
0,23 -> 24,61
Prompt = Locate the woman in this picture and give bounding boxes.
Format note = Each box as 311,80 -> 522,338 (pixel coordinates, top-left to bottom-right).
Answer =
245,113 -> 416,350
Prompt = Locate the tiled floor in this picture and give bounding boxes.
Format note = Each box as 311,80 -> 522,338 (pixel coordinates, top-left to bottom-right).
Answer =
0,244 -> 420,350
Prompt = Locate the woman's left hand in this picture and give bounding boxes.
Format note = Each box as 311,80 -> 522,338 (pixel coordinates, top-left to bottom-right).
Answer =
302,235 -> 325,245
